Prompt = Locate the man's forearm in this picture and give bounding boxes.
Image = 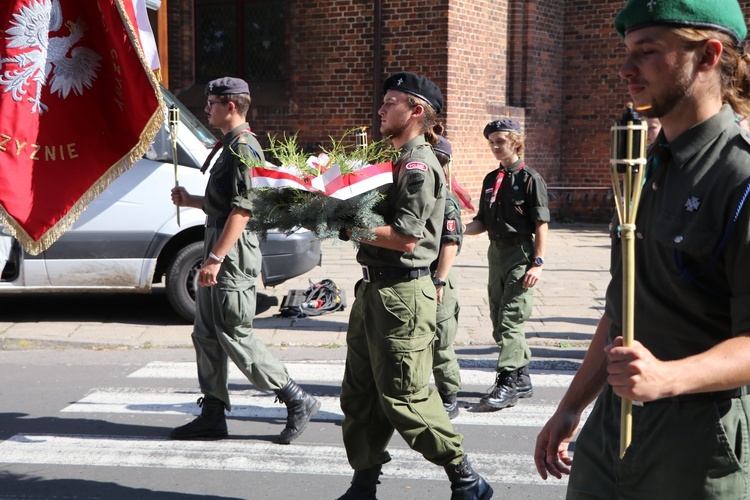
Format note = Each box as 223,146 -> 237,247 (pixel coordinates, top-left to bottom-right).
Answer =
356,225 -> 418,253
434,242 -> 458,280
211,208 -> 251,258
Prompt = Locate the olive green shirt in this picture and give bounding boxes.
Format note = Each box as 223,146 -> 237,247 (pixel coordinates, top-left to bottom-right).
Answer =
605,105 -> 750,361
202,123 -> 265,220
357,134 -> 445,268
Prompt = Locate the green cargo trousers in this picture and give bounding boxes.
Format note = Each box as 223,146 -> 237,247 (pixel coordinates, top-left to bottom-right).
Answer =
487,240 -> 534,373
340,275 -> 465,470
568,385 -> 750,499
433,269 -> 462,396
192,228 -> 290,411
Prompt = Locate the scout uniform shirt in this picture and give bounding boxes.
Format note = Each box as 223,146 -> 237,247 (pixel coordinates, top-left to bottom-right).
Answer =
202,123 -> 264,222
605,104 -> 750,360
473,158 -> 550,240
357,135 -> 445,269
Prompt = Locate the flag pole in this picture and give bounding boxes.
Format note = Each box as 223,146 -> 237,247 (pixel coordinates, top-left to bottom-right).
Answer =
169,105 -> 181,227
609,102 -> 647,458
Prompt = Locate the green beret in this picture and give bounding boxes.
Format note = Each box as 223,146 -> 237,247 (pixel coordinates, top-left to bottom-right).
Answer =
614,0 -> 747,44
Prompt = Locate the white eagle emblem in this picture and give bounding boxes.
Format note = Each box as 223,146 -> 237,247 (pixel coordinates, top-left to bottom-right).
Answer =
0,0 -> 102,114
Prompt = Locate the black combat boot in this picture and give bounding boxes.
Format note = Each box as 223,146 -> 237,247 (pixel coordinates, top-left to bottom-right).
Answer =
336,464 -> 382,500
170,394 -> 228,439
515,366 -> 533,399
479,371 -> 518,410
440,391 -> 460,419
444,456 -> 493,499
274,379 -> 321,444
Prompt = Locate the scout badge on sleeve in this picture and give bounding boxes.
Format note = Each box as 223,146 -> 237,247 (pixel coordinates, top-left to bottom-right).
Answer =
609,102 -> 647,458
0,0 -> 163,254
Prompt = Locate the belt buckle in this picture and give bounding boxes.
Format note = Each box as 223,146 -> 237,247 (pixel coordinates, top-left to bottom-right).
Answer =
361,265 -> 371,283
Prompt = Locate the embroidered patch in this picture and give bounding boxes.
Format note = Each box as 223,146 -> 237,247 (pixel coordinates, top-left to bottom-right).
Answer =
446,219 -> 456,232
407,172 -> 424,193
405,161 -> 428,171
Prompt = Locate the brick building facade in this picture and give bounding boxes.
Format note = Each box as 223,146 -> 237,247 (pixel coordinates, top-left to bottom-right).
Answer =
158,0 -> 750,222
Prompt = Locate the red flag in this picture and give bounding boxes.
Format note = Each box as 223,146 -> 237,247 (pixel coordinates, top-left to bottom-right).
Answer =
0,0 -> 164,254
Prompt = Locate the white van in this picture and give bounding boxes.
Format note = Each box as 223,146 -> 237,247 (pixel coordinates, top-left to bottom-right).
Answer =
0,87 -> 321,322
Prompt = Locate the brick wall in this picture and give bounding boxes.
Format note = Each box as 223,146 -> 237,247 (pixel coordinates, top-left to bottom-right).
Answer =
163,1 -> 750,222
557,0 -> 626,222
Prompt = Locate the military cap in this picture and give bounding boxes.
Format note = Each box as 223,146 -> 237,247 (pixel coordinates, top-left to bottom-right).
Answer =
614,0 -> 747,45
434,135 -> 452,157
483,118 -> 522,139
383,72 -> 443,114
205,77 -> 250,96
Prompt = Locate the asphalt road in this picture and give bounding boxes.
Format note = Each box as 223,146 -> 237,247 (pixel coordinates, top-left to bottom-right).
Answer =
0,346 -> 574,499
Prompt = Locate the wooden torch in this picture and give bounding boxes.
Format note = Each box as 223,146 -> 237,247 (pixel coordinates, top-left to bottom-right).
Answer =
169,105 -> 181,227
609,103 -> 647,458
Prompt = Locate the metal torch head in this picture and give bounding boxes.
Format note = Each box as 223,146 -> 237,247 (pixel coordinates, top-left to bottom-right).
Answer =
355,127 -> 368,149
168,105 -> 180,136
611,103 -> 647,174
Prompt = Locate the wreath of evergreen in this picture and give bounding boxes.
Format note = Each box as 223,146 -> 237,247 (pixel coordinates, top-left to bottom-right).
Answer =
239,129 -> 396,241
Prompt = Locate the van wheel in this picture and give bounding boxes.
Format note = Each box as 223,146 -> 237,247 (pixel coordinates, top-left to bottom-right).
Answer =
165,241 -> 203,322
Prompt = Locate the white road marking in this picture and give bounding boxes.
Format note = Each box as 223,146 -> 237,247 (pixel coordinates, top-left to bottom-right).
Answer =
128,361 -> 575,387
60,388 -> 588,427
0,434 -> 566,486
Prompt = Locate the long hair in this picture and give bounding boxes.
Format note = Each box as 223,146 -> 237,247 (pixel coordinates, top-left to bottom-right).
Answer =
673,27 -> 750,118
407,94 -> 441,145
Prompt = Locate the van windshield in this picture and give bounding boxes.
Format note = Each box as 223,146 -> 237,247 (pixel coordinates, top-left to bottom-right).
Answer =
161,86 -> 217,148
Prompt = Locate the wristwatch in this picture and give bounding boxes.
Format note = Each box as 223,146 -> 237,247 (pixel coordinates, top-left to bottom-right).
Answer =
432,276 -> 447,287
532,257 -> 544,267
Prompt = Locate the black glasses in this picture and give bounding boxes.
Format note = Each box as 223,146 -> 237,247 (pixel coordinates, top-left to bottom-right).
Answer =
206,99 -> 226,108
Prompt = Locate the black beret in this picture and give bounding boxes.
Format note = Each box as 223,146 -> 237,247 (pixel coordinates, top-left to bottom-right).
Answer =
205,77 -> 250,96
483,118 -> 521,139
434,135 -> 452,157
383,72 -> 443,114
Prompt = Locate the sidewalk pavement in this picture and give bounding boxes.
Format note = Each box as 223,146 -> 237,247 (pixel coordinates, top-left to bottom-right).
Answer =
0,223 -> 611,371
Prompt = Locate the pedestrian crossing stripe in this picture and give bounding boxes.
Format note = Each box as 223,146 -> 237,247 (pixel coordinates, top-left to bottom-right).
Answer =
0,434 -> 567,486
128,361 -> 577,388
60,388 -> 589,428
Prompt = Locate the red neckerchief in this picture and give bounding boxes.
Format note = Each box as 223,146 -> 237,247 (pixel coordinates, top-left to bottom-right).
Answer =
489,161 -> 524,205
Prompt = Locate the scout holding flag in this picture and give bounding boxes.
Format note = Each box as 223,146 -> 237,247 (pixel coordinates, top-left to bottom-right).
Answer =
0,0 -> 163,254
535,0 -> 750,498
